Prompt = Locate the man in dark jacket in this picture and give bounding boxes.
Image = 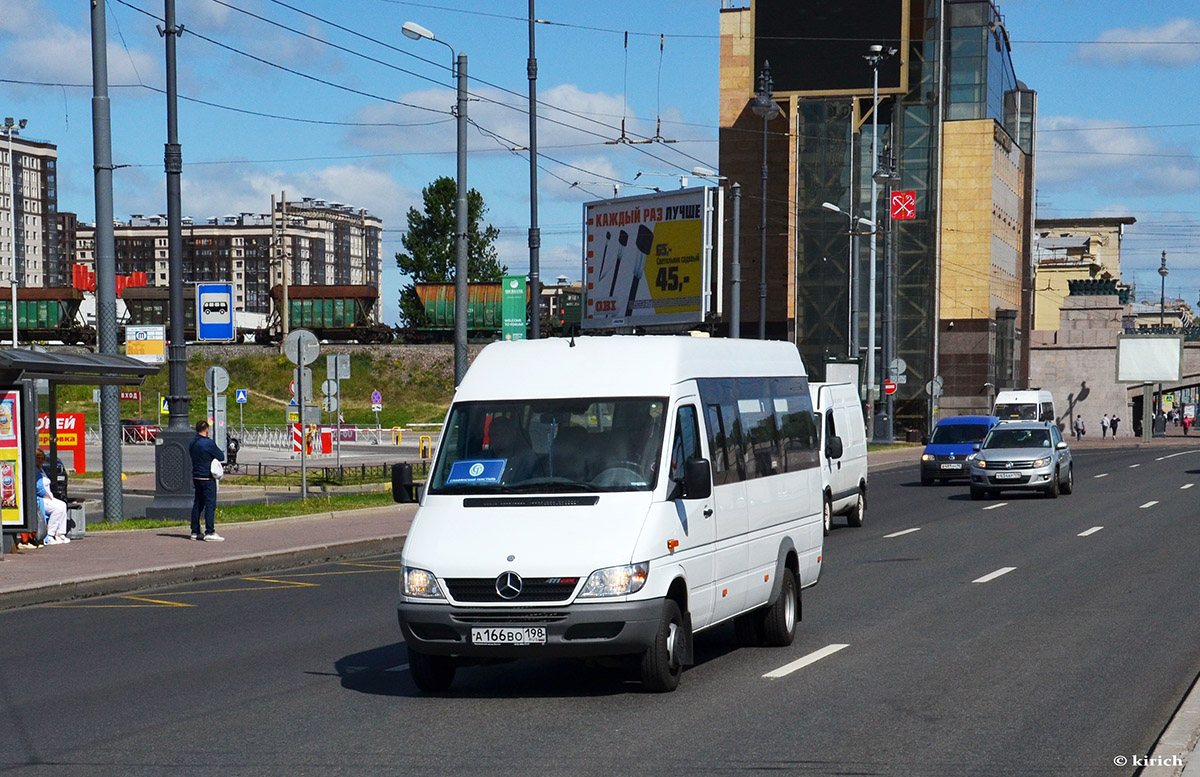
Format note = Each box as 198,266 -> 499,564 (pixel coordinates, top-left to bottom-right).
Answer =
189,420 -> 226,541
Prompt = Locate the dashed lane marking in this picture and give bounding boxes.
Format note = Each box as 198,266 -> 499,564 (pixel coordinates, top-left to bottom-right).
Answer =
1078,526 -> 1104,537
1094,473 -> 1109,478
883,528 -> 920,538
1183,484 -> 1194,490
1140,501 -> 1159,509
1130,464 -> 1141,469
982,503 -> 1008,510
763,644 -> 849,679
972,567 -> 1016,584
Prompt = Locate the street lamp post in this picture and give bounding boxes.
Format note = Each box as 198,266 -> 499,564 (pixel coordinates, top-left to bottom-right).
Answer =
822,201 -> 876,374
864,44 -> 896,443
751,62 -> 781,340
1159,250 -> 1168,328
2,117 -> 27,331
873,147 -> 901,444
404,21 -> 468,386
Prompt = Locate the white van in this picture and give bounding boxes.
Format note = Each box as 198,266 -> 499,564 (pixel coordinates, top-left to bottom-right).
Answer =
397,336 -> 824,693
809,382 -> 868,535
992,389 -> 1056,424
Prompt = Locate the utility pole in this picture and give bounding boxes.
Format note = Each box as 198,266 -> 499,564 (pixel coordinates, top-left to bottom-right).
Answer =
90,0 -> 124,522
730,182 -> 741,338
146,0 -> 191,519
527,0 -> 541,340
281,191 -> 289,339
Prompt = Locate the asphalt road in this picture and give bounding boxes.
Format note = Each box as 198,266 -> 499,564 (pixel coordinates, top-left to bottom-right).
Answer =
2,445 -> 1198,776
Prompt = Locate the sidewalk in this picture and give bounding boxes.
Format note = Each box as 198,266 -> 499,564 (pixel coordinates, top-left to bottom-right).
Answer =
0,503 -> 417,611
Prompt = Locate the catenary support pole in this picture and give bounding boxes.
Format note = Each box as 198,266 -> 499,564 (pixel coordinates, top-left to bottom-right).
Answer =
91,0 -> 124,522
527,1 -> 541,340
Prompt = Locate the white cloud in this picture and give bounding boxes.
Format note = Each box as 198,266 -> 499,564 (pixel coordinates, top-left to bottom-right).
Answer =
1035,115 -> 1200,197
1077,18 -> 1200,67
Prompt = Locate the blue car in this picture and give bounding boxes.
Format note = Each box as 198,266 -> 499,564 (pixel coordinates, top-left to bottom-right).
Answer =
920,415 -> 1000,485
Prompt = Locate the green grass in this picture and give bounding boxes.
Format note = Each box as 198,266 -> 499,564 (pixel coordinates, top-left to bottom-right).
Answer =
88,491 -> 398,531
43,348 -> 456,429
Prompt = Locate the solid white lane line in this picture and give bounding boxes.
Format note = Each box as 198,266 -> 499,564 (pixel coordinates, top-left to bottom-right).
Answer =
1094,473 -> 1109,478
1078,526 -> 1104,537
1183,484 -> 1194,490
982,502 -> 1008,510
763,644 -> 849,679
1130,464 -> 1141,468
972,567 -> 1016,584
883,528 -> 921,538
385,664 -> 410,673
1140,501 -> 1159,509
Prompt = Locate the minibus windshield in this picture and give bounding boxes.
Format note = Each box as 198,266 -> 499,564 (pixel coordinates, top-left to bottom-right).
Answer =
428,398 -> 667,494
993,403 -> 1038,421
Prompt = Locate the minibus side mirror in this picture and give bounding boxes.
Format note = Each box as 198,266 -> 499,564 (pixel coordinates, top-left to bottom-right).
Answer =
670,457 -> 711,501
826,435 -> 844,460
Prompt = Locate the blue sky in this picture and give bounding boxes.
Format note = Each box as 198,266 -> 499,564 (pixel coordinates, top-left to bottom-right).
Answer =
2,0 -> 1198,323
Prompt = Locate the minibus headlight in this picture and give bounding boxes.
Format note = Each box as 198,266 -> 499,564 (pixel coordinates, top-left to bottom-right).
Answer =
578,563 -> 649,598
401,566 -> 445,599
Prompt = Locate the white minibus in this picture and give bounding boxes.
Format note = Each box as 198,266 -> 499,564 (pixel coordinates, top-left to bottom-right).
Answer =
397,336 -> 824,692
992,389 -> 1056,424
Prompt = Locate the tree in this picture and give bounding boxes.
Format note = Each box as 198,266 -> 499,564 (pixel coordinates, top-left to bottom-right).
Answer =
396,176 -> 505,327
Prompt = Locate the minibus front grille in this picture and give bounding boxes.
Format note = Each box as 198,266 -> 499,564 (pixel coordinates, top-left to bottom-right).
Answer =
444,577 -> 579,603
463,496 -> 599,508
450,611 -> 571,624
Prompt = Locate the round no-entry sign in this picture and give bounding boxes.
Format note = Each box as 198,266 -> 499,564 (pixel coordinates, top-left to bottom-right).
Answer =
884,379 -> 898,396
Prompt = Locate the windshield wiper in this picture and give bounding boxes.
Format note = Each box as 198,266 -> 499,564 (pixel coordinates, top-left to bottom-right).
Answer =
501,481 -> 603,493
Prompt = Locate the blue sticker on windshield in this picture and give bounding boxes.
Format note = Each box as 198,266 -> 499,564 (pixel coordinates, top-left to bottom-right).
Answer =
445,459 -> 507,485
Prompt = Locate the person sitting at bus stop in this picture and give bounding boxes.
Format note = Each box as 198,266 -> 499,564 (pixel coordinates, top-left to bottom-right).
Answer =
189,420 -> 226,542
35,449 -> 70,545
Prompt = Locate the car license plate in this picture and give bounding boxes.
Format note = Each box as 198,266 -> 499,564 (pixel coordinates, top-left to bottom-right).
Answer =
940,463 -> 962,470
471,626 -> 547,645
994,471 -> 1021,479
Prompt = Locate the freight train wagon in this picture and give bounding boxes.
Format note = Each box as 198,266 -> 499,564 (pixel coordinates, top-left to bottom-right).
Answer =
122,285 -> 260,343
410,282 -> 579,341
0,288 -> 96,346
255,284 -> 394,344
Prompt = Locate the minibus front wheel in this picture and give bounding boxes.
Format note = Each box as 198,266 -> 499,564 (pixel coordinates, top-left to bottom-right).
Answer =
640,599 -> 686,692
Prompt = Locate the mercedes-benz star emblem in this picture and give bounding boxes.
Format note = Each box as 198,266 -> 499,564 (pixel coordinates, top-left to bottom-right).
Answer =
495,571 -> 523,600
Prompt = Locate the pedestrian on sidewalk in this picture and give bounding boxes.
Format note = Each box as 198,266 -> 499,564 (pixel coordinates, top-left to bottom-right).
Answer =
1101,414 -> 1109,439
1185,415 -> 1192,436
35,449 -> 70,545
189,420 -> 226,542
1111,415 -> 1120,437
1073,415 -> 1086,441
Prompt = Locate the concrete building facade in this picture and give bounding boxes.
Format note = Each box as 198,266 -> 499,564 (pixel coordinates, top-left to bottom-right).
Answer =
718,0 -> 1036,433
73,198 -> 383,316
1,132 -> 64,288
1032,216 -> 1135,332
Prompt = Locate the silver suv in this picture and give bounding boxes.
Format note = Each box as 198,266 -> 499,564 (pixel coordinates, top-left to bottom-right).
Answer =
968,421 -> 1074,499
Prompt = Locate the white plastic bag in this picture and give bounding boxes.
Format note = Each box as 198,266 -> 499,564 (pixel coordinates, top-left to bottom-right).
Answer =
210,458 -> 224,480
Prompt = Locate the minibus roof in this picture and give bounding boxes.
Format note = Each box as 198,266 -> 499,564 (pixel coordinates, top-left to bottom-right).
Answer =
456,336 -> 807,400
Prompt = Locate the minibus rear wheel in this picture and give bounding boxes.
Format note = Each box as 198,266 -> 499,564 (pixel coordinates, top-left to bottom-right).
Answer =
762,568 -> 798,647
408,649 -> 456,693
640,599 -> 685,692
846,485 -> 866,527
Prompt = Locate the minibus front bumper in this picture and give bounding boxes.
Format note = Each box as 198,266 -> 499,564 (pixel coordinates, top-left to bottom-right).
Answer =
397,598 -> 665,658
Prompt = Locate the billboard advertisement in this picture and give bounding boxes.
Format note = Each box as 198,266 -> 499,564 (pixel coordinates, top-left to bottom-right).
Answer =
0,390 -> 25,528
37,413 -> 87,474
754,0 -> 908,96
582,187 -> 717,330
501,275 -> 527,341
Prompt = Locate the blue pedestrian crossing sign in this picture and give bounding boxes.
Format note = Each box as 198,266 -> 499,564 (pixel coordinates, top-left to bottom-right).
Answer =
236,389 -> 248,404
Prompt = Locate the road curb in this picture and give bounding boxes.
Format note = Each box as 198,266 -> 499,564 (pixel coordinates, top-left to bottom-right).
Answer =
0,534 -> 408,612
1142,669 -> 1200,777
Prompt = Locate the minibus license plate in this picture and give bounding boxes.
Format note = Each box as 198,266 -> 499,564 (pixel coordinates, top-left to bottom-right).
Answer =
994,471 -> 1021,479
471,626 -> 547,645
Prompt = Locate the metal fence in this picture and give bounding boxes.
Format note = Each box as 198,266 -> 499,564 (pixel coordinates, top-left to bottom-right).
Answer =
232,461 -> 429,482
81,424 -> 439,450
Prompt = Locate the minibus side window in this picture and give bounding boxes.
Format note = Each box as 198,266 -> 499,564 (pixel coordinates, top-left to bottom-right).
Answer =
772,378 -> 819,471
669,405 -> 701,483
739,394 -> 781,478
705,403 -> 731,484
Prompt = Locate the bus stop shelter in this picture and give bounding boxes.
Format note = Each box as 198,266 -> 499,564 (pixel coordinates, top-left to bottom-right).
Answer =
0,349 -> 158,557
